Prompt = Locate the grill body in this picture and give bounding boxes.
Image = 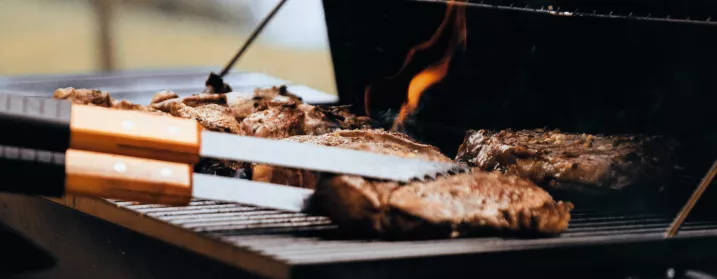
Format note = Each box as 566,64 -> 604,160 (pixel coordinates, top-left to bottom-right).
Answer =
1,21 -> 717,277
323,0 -> 717,174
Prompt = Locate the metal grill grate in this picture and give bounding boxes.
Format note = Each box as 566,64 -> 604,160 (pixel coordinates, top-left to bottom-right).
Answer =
107,197 -> 717,266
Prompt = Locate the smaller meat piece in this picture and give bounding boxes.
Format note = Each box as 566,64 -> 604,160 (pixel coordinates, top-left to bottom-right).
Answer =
150,90 -> 179,104
229,85 -> 303,120
170,103 -> 243,134
299,104 -> 373,135
455,129 -> 679,192
54,87 -> 168,115
53,87 -> 112,107
181,93 -> 227,107
240,105 -> 305,138
313,170 -> 573,239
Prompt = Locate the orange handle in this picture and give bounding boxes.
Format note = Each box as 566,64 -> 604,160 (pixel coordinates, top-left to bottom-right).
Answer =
64,149 -> 193,205
69,105 -> 201,164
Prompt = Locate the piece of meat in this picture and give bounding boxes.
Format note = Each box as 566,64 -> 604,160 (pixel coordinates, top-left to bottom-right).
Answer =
181,93 -> 227,107
299,104 -> 373,135
238,98 -> 372,139
455,129 -> 679,192
54,87 -> 168,115
150,90 -> 179,104
312,170 -> 573,239
229,86 -> 303,120
240,105 -> 305,138
170,103 -> 243,134
53,87 -> 112,107
251,129 -> 452,189
317,105 -> 373,130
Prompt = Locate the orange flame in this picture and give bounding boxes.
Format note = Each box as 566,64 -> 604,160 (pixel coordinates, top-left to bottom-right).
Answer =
393,57 -> 451,130
396,0 -> 467,130
369,0 -> 467,130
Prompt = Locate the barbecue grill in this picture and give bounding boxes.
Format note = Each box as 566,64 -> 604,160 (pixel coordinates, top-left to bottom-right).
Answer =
2,0 -> 717,278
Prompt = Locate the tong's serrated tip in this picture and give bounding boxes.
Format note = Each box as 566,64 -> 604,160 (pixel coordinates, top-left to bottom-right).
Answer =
405,163 -> 472,184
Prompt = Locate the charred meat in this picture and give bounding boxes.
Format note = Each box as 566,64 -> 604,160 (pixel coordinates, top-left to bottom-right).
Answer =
52,86 -> 373,178
313,170 -> 573,238
171,103 -> 244,134
53,87 -> 168,115
455,129 -> 679,192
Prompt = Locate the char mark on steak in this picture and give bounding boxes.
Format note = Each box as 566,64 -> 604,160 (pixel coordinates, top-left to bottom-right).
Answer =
455,129 -> 680,192
311,170 -> 573,239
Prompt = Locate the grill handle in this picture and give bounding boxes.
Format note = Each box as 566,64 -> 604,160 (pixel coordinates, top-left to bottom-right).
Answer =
0,93 -> 72,153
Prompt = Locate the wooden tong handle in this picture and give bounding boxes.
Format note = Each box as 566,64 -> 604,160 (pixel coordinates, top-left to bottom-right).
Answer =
0,94 -> 200,164
65,149 -> 193,205
69,105 -> 202,164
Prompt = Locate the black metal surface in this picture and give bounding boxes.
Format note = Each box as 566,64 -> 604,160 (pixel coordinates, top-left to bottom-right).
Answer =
0,195 -> 263,279
0,223 -> 56,275
0,146 -> 65,197
322,0 -> 717,177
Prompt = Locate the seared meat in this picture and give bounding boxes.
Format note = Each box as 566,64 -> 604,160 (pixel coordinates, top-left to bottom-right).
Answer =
53,87 -> 112,107
54,87 -> 167,115
240,105 -> 305,138
313,170 -> 573,238
251,129 -> 573,238
252,129 -> 452,189
170,103 -> 244,134
181,93 -> 227,107
299,104 -> 373,135
150,90 -> 179,104
229,85 -> 303,119
54,86 -> 372,181
455,129 -> 679,192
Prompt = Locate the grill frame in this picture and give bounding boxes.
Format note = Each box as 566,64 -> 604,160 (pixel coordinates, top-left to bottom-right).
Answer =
39,195 -> 717,279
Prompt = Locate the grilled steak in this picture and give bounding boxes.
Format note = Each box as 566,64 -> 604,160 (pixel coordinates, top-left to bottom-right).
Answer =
313,170 -> 573,238
455,129 -> 679,192
52,87 -> 575,238
251,129 -> 452,188
251,129 -> 573,237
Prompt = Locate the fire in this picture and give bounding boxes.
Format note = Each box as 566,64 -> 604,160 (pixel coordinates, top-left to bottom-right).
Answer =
365,0 -> 467,131
394,58 -> 451,130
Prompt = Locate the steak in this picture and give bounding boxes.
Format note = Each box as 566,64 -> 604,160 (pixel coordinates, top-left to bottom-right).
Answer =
455,129 -> 679,192
52,87 -> 575,238
251,129 -> 452,189
312,170 -> 573,238
252,129 -> 573,238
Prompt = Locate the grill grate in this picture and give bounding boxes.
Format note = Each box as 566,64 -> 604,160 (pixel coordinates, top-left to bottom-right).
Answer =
107,196 -> 717,266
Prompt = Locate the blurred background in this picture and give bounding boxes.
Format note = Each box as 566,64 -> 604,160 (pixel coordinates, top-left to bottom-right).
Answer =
0,0 -> 338,95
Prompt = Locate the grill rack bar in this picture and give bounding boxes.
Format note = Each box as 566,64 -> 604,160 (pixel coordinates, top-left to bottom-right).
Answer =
414,0 -> 717,25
